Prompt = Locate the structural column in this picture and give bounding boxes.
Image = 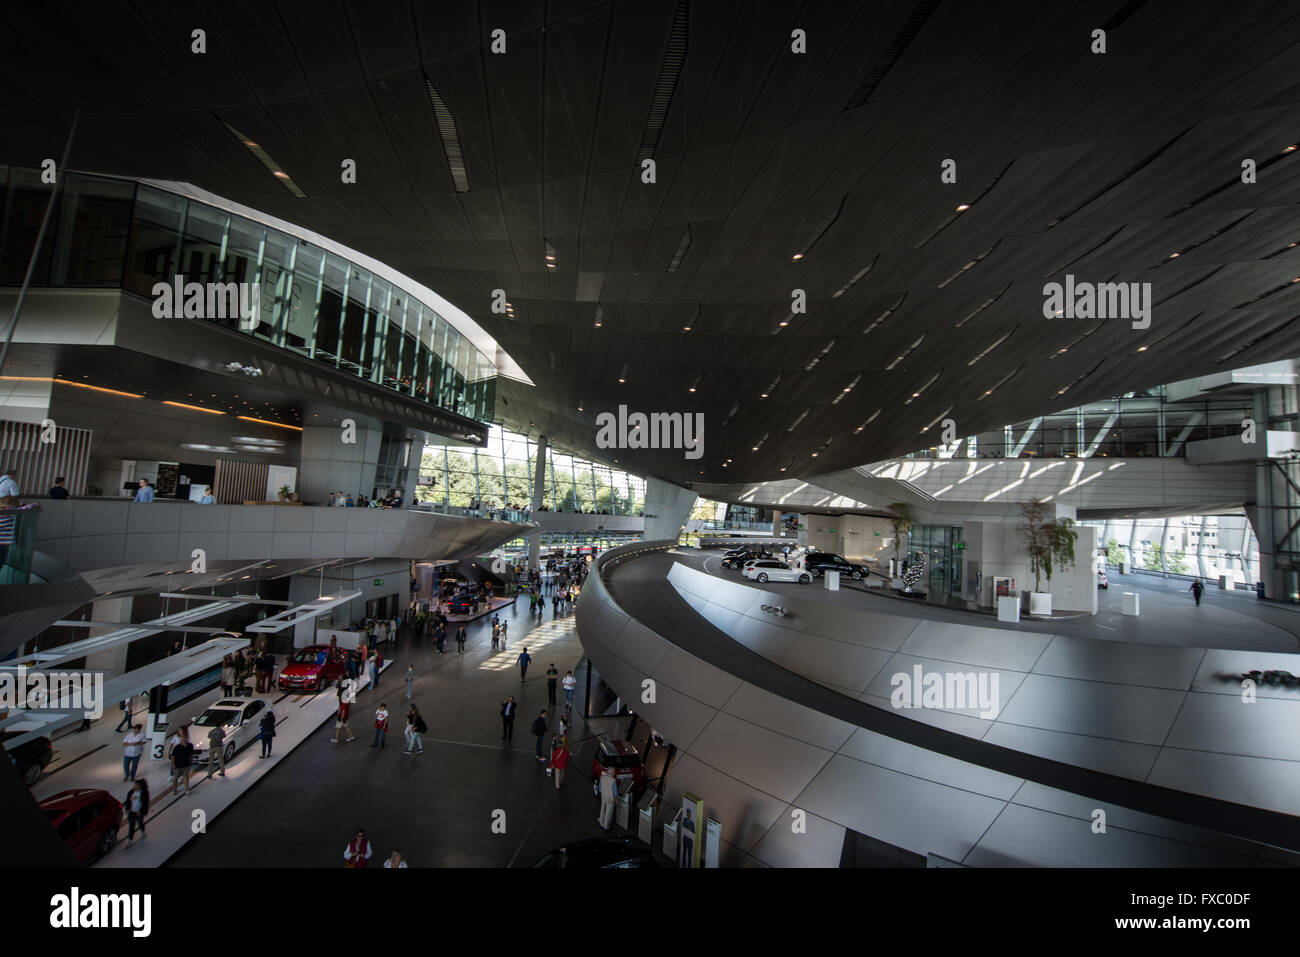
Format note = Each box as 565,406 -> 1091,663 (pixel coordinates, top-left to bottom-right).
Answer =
529,435 -> 547,571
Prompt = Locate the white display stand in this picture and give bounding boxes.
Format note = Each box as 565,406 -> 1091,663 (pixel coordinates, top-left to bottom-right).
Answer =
662,806 -> 680,859
997,595 -> 1021,623
704,818 -> 722,868
637,792 -> 658,844
1219,575 -> 1231,590
1122,592 -> 1140,616
1028,592 -> 1052,616
824,569 -> 840,591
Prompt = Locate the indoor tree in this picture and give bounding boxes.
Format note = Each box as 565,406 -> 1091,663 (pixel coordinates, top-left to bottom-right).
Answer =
887,502 -> 913,574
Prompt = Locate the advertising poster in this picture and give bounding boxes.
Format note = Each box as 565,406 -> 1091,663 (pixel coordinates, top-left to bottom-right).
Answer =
679,793 -> 704,868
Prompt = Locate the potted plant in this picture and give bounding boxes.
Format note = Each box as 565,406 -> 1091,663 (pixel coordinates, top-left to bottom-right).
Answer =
887,502 -> 912,589
277,484 -> 292,503
1018,501 -> 1078,616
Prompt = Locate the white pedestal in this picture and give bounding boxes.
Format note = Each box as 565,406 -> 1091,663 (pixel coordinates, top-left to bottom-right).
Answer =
824,570 -> 840,591
1028,592 -> 1052,616
997,595 -> 1021,623
1219,575 -> 1231,590
1122,592 -> 1140,616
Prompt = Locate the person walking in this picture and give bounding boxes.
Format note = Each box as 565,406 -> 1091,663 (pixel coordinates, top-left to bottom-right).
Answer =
517,647 -> 532,683
501,695 -> 518,740
455,625 -> 467,655
220,655 -> 236,697
332,695 -> 356,744
124,779 -> 149,844
122,723 -> 146,781
598,766 -> 618,830
368,651 -> 379,689
372,703 -> 389,749
435,622 -> 446,655
404,705 -> 426,755
545,663 -> 559,706
344,829 -> 373,867
113,697 -> 132,733
259,709 -> 276,758
562,670 -> 576,709
548,737 -> 571,790
405,664 -> 414,700
49,476 -> 69,499
133,478 -> 154,502
206,724 -> 227,778
531,709 -> 548,762
1190,579 -> 1205,606
499,619 -> 508,648
491,622 -> 500,652
170,727 -> 195,796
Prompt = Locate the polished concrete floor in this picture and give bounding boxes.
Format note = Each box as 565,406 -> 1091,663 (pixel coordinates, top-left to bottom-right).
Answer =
695,552 -> 1300,652
167,599 -> 628,868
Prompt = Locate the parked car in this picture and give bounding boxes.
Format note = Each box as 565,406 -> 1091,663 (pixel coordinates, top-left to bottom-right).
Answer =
447,592 -> 478,614
743,560 -> 812,584
534,835 -> 659,868
1097,570 -> 1109,589
278,645 -> 348,692
722,548 -> 771,569
2,730 -> 54,786
590,737 -> 648,798
41,788 -> 122,863
190,697 -> 273,766
802,552 -> 870,580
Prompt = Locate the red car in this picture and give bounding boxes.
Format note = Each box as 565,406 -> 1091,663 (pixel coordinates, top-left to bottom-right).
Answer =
590,738 -> 647,797
41,788 -> 123,863
278,645 -> 348,692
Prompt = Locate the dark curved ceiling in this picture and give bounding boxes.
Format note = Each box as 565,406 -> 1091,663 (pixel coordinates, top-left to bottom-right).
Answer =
2,0 -> 1300,485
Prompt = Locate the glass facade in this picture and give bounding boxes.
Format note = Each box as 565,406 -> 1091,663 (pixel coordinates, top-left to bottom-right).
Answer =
0,166 -> 496,425
419,425 -> 647,515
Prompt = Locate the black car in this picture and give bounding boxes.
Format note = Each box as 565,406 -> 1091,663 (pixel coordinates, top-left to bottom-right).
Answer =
3,731 -> 54,786
802,552 -> 869,580
534,835 -> 660,868
721,546 -> 775,569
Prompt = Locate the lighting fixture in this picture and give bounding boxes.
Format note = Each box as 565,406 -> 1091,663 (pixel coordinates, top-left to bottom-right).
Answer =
688,371 -> 701,393
237,415 -> 303,432
618,362 -> 628,384
164,400 -> 225,415
956,204 -> 970,211
791,253 -> 804,261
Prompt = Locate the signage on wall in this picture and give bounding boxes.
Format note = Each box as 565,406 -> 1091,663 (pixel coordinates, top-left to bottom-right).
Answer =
373,579 -> 383,587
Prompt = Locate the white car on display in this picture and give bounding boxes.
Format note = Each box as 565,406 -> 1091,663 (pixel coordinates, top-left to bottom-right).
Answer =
742,559 -> 812,584
189,697 -> 273,767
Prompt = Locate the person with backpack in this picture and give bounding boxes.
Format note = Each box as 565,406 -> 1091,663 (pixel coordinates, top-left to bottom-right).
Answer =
372,704 -> 389,749
531,709 -> 548,761
404,705 -> 426,755
259,709 -> 276,758
517,647 -> 532,682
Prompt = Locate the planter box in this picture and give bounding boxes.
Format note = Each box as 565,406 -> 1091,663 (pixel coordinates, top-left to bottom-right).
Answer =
1027,591 -> 1052,616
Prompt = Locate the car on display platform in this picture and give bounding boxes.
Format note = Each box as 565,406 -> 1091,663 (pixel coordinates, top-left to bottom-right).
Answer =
534,835 -> 660,868
278,645 -> 348,691
802,552 -> 870,581
190,697 -> 273,766
1097,570 -> 1109,589
743,560 -> 812,584
721,548 -> 770,569
447,592 -> 478,615
41,788 -> 123,863
3,730 -> 54,786
590,737 -> 648,798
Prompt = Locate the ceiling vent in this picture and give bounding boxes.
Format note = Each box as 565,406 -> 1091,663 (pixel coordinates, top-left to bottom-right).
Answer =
638,0 -> 689,163
425,76 -> 470,192
844,0 -> 940,110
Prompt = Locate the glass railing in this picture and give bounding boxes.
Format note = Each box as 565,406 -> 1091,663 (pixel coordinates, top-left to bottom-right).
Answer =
0,503 -> 40,584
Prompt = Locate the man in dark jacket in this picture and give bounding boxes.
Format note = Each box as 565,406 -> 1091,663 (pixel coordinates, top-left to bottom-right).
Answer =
531,709 -> 548,761
501,696 -> 517,740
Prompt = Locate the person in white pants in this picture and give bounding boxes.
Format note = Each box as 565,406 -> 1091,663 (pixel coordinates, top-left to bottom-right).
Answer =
598,767 -> 618,830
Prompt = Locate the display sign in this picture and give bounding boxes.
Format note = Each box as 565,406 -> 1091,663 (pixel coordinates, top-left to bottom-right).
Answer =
679,793 -> 704,868
373,579 -> 383,587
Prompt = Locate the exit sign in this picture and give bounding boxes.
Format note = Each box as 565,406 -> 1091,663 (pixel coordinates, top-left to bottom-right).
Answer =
373,578 -> 383,586
954,543 -> 966,551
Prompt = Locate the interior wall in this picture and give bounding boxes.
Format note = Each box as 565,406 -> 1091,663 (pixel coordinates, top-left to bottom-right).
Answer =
968,519 -> 1097,614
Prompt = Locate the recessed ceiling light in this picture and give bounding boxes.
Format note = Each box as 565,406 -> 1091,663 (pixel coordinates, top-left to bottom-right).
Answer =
683,326 -> 691,331
1169,252 -> 1180,258
1136,345 -> 1149,352
791,253 -> 804,261
956,204 -> 970,211
1285,145 -> 1298,152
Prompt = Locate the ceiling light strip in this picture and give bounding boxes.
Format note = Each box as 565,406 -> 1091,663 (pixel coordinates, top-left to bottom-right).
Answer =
237,415 -> 303,432
637,0 -> 689,162
219,120 -> 306,199
424,77 -> 470,192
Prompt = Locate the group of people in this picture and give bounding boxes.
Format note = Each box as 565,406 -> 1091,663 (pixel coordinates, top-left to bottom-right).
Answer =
329,490 -> 405,508
220,646 -> 278,696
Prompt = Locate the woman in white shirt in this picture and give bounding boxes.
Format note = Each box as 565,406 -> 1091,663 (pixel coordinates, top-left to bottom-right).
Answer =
383,850 -> 407,868
122,724 -> 146,781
